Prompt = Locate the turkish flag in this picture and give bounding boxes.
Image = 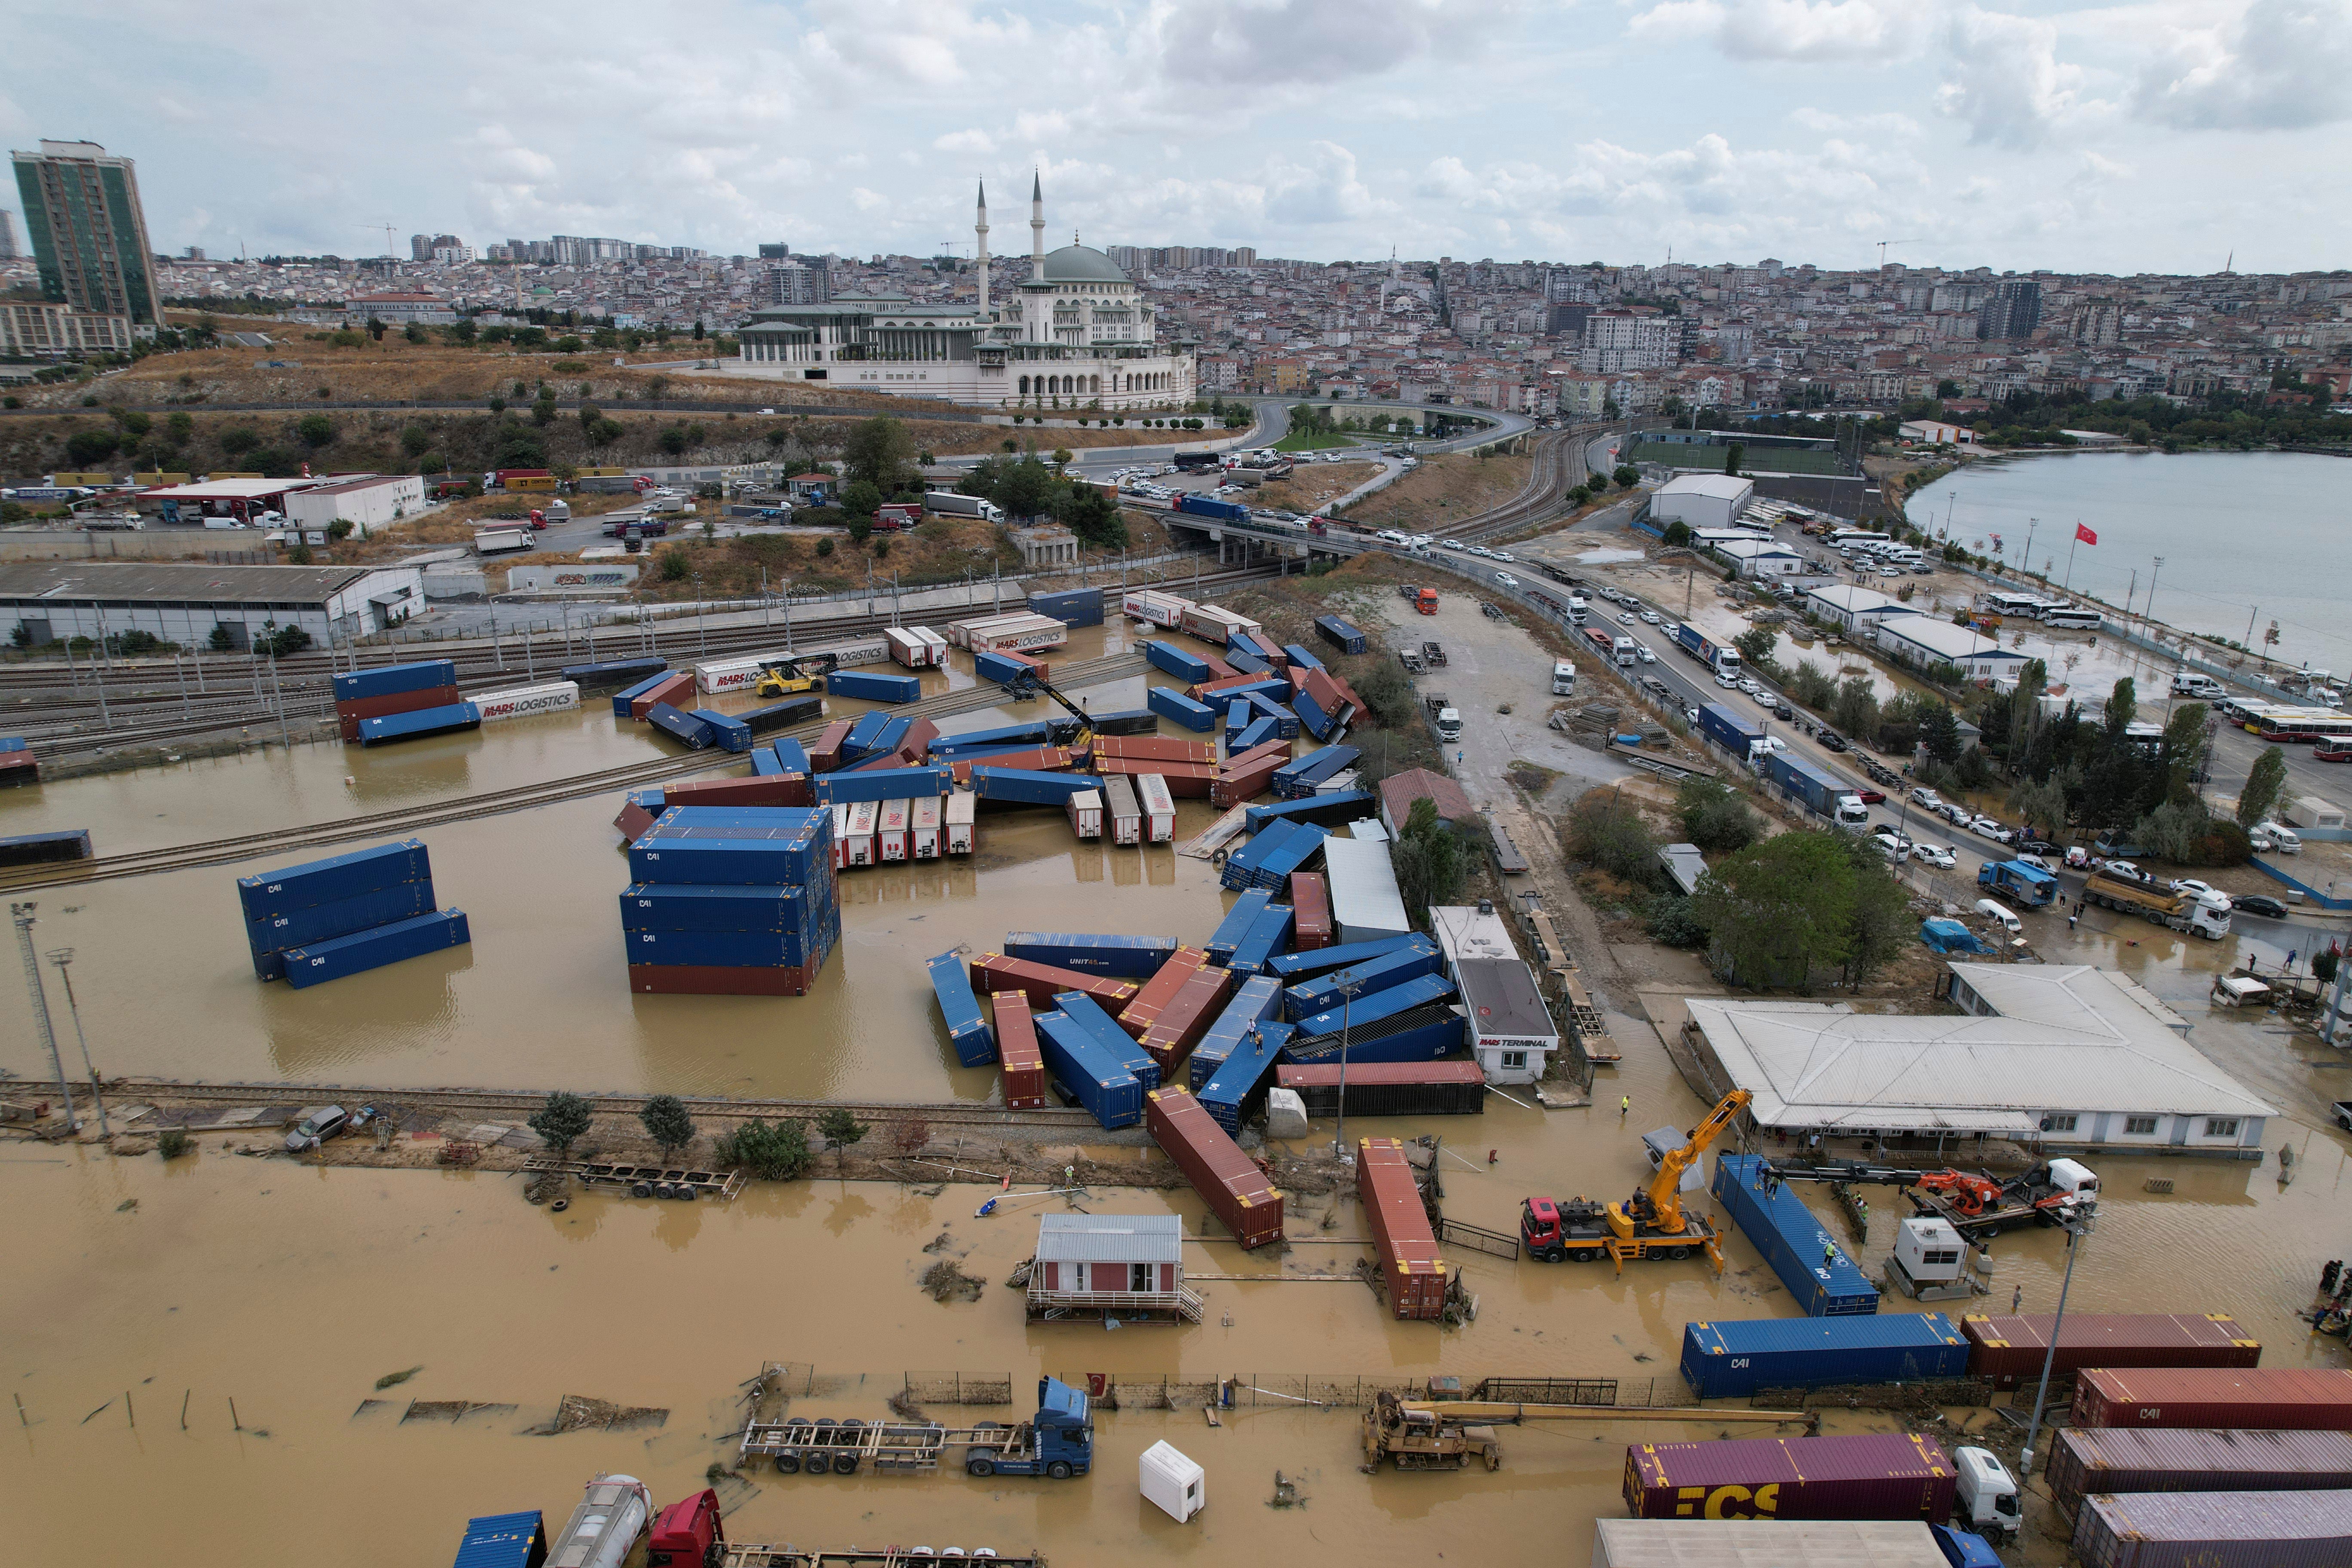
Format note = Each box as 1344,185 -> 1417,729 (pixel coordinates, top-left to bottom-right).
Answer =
2075,522 -> 2098,545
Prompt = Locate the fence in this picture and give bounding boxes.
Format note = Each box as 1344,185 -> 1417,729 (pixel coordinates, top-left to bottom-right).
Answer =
781,1370 -> 1698,1412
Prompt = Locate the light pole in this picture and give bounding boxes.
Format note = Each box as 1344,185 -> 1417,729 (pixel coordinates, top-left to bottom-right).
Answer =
10,903 -> 76,1131
46,947 -> 107,1136
2018,1216 -> 2090,1479
1332,980 -> 1360,1160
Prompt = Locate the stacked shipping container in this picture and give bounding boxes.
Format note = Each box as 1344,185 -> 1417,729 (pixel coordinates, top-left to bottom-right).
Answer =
334,660 -> 462,743
622,806 -> 840,995
240,839 -> 470,987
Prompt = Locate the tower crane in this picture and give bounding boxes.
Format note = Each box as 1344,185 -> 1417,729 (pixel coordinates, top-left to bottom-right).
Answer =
357,222 -> 400,259
1519,1088 -> 1751,1272
1877,238 -> 1918,266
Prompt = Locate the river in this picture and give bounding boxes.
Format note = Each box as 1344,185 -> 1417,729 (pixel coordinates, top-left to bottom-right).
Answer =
1904,450 -> 2352,674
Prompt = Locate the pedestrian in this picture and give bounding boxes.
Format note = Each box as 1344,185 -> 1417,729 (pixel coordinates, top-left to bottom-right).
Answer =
1455,750 -> 1465,767
2012,1284 -> 2024,1313
1620,1094 -> 1630,1118
1823,1240 -> 1838,1268
2068,912 -> 2078,931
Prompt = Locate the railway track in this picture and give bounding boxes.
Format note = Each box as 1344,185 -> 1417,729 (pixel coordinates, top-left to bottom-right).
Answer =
0,651 -> 1146,890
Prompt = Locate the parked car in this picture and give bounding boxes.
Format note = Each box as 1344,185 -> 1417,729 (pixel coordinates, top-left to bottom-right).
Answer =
1914,843 -> 1957,868
1911,787 -> 1945,810
1773,699 -> 1795,720
1738,677 -> 1763,697
1639,610 -> 1662,625
2063,845 -> 2092,868
284,1105 -> 351,1153
2234,893 -> 2289,919
1855,788 -> 1886,805
1940,801 -> 1974,825
2018,837 -> 2056,854
1494,572 -> 1519,588
1817,730 -> 1849,752
1617,612 -> 1636,625
1971,816 -> 2015,843
1442,539 -> 1465,551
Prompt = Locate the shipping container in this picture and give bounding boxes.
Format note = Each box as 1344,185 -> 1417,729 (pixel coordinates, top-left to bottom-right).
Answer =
631,672 -> 696,720
1274,745 -> 1360,799
1136,772 -> 1177,842
661,776 -> 812,810
628,818 -> 830,887
929,950 -> 998,1067
825,668 -> 923,704
808,720 -> 852,772
2048,1427 -> 2352,1523
885,627 -> 934,668
876,797 -> 912,861
970,767 -> 1106,807
1204,887 -> 1274,967
248,880 -> 436,980
280,908 -> 471,989
1195,1018 -> 1286,1133
942,745 -> 1084,785
1027,587 -> 1107,628
1289,872 -> 1332,949
1246,793 -> 1377,833
687,707 -> 753,753
359,701 -> 482,746
1211,756 -> 1286,808
469,681 -> 581,723
1089,707 -> 1159,736
910,794 -> 943,859
962,612 -> 1068,654
1283,942 -> 1446,1019
842,801 -> 876,867
2072,1368 -> 2352,1431
2073,1487 -> 2352,1568
624,926 -> 828,968
842,710 -> 903,762
1291,972 -> 1456,1038
0,749 -> 37,787
618,883 -> 813,932
1190,974 -> 1284,1090
1148,686 -> 1218,733
931,722 -> 1053,756
1681,1315 -> 1969,1400
1713,1155 -> 1880,1317
628,961 -> 821,996
1227,902 -> 1297,977
944,790 -> 975,854
333,659 -> 459,704
1093,756 -> 1218,798
1031,1007 -> 1146,1129
693,649 -> 797,695
1280,1004 -> 1464,1067
1139,962 -> 1237,1078
615,790 -> 665,842
336,684 -> 463,739
1274,1060 -> 1486,1118
1252,823 -> 1327,888
1221,820 -> 1299,891
1281,643 -> 1324,672
1066,789 -> 1104,840
973,647 -> 1037,686
1226,650 -> 1272,676
1118,946 -> 1212,1042
1148,1086 -> 1285,1247
0,827 -> 84,867
1230,629 -> 1281,663
736,695 -> 825,735
564,656 -> 668,693
750,748 -> 787,778
1358,1137 -> 1447,1320
1229,716 -> 1278,755
811,766 -> 953,806
644,702 -> 714,750
993,992 -> 1048,1109
1122,588 -> 1195,629
1263,931 -> 1433,982
239,840 -> 432,920
1094,735 -> 1219,765
1625,1433 -> 1956,1523
968,953 -> 1140,1012
1004,933 -> 1179,979
1314,615 -> 1368,655
1103,775 -> 1142,846
1962,1313 -> 2261,1390
1591,1519 -> 1958,1568
1056,990 -> 1162,1089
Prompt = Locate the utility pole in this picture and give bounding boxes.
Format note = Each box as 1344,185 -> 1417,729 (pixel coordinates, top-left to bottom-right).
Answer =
46,948 -> 107,1137
11,903 -> 76,1132
266,641 -> 290,749
2019,1219 -> 2089,1478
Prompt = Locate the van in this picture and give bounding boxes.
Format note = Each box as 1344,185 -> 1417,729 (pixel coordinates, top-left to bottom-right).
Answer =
2171,672 -> 2226,700
1974,898 -> 2023,935
1551,661 -> 1576,696
202,516 -> 247,530
2259,821 -> 2303,854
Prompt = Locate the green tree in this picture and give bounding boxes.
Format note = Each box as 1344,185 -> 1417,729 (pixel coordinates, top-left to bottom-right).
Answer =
296,413 -> 335,447
1920,703 -> 1962,766
528,1090 -> 595,1157
1732,626 -> 1779,677
577,401 -> 603,433
1838,837 -> 1914,988
64,429 -> 119,465
1054,481 -> 1126,547
817,1108 -> 870,1146
532,392 -> 558,426
404,322 -> 426,343
841,415 -> 916,493
2158,702 -> 2209,807
1692,830 -> 1856,989
1660,520 -> 1693,547
2006,775 -> 2070,839
639,1094 -> 695,1159
164,411 -> 194,444
1724,441 -> 1745,475
841,478 -> 882,517
1567,795 -> 1657,884
2236,747 -> 2287,827
217,425 -> 262,456
658,425 -> 689,455
1392,797 -> 1469,924
989,457 -> 1060,520
591,418 -> 623,446
1676,776 -> 1760,855
846,513 -> 873,545
1831,675 -> 1880,740
1613,464 -> 1639,489
2102,674 -> 2138,738
399,424 -> 432,457
365,315 -> 386,341
713,1117 -> 812,1179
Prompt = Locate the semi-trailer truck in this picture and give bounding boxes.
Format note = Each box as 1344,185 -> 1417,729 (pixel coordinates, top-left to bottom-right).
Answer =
1697,703 -> 1764,761
1611,635 -> 1638,668
924,490 -> 1006,523
1763,750 -> 1868,826
1670,622 -> 1743,678
2082,865 -> 2231,939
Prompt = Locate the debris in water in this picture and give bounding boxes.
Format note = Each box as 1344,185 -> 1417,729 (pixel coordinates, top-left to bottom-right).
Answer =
909,1182 -> 945,1197
921,1231 -> 957,1255
543,1394 -> 667,1433
1269,1470 -> 1304,1508
887,1388 -> 926,1419
115,1198 -> 137,1213
376,1366 -> 424,1390
919,1260 -> 986,1303
524,1170 -> 567,1205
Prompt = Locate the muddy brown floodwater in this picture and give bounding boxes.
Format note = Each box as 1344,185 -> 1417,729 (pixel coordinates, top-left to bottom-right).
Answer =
3,611 -> 2350,1565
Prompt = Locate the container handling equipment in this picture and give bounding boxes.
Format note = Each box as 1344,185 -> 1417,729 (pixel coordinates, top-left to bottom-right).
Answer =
1519,1090 -> 1748,1271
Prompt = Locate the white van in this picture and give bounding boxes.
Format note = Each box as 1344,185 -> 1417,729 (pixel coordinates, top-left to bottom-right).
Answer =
1975,899 -> 2023,934
2258,821 -> 2303,854
2171,672 -> 2226,700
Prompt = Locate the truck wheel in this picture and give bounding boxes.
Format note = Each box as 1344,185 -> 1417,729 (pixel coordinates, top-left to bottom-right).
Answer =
774,1454 -> 800,1474
676,1183 -> 696,1201
833,1454 -> 860,1475
1668,1245 -> 1692,1260
1540,1246 -> 1565,1263
967,1455 -> 996,1477
631,1180 -> 653,1197
1047,1461 -> 1074,1480
800,1460 -> 827,1479
1569,1246 -> 1600,1262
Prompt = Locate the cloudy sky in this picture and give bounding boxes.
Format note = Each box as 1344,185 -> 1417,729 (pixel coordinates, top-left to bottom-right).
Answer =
7,0 -> 2347,274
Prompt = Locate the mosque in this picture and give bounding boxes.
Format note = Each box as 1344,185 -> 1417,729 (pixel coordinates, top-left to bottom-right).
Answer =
728,176 -> 1197,412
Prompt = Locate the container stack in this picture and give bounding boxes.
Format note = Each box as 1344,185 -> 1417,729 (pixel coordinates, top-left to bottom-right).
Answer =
334,660 -> 462,743
622,805 -> 839,995
241,839 -> 470,987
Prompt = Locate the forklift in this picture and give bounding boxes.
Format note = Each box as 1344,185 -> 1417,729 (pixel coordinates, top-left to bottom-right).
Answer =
1520,1090 -> 1749,1271
753,651 -> 841,699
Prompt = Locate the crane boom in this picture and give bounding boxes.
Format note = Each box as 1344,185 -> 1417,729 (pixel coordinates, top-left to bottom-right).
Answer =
1641,1088 -> 1749,1233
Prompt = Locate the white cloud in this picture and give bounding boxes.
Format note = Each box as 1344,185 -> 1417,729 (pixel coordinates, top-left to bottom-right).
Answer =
1934,4 -> 2083,147
2135,0 -> 2352,130
934,128 -> 996,153
1630,0 -> 1927,61
1788,105 -> 1921,135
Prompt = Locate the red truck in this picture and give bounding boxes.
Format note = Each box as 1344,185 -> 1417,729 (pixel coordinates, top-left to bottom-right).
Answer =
874,502 -> 921,530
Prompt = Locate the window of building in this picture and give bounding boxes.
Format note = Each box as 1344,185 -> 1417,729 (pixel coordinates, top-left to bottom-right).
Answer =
2124,1115 -> 2158,1136
1500,1050 -> 1527,1070
2043,1114 -> 2078,1133
2204,1118 -> 2241,1139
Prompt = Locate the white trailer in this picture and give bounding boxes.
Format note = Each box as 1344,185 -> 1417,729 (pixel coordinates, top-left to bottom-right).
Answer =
1137,772 -> 1177,843
466,680 -> 581,722
944,790 -> 976,854
911,794 -> 943,859
1102,775 -> 1142,846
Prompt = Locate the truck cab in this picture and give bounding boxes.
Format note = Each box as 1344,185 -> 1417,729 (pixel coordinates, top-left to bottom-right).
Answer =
1416,588 -> 1439,615
1611,635 -> 1637,667
1551,662 -> 1576,696
1950,1447 -> 2021,1543
1834,793 -> 1870,827
965,1376 -> 1093,1478
1436,707 -> 1462,742
644,1488 -> 722,1567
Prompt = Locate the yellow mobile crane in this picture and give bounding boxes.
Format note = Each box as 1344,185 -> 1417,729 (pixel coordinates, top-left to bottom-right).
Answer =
752,652 -> 841,699
1518,1089 -> 1751,1272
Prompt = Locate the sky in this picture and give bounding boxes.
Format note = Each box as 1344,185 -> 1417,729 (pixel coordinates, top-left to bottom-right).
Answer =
6,0 -> 2349,276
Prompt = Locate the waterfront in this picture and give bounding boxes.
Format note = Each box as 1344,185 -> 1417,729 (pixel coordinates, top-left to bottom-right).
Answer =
1905,450 -> 2352,673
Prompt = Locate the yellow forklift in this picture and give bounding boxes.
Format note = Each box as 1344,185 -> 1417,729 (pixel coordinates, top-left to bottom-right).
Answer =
752,652 -> 840,699
1519,1089 -> 1750,1272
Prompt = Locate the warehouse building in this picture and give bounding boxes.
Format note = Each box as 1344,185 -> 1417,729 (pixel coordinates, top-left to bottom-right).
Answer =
1682,964 -> 2274,1155
1709,536 -> 1805,577
1428,903 -> 1559,1084
0,561 -> 426,649
1870,615 -> 2028,681
138,476 -> 330,525
283,475 -> 426,536
1802,583 -> 1917,635
1648,473 -> 1755,531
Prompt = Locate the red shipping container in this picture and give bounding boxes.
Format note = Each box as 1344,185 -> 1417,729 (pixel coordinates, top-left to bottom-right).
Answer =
808,720 -> 853,772
1138,962 -> 1236,1076
900,717 -> 941,759
663,776 -> 815,809
630,672 -> 696,720
615,798 -> 660,843
1093,757 -> 1216,796
2047,1427 -> 2352,1523
1289,871 -> 1332,949
1211,757 -> 1284,809
1302,668 -> 1359,727
1117,946 -> 1210,1041
1093,735 -> 1217,766
2072,1487 -> 2352,1568
1147,1086 -> 1285,1249
945,746 -> 1081,785
1962,1312 -> 2261,1390
2073,1368 -> 2352,1431
0,749 -> 37,787
1623,1433 -> 1957,1523
1357,1136 -> 1446,1320
992,992 -> 1048,1109
968,953 -> 1139,1011
845,744 -> 928,774
336,684 -> 463,740
629,961 -> 819,996
1224,738 -> 1292,771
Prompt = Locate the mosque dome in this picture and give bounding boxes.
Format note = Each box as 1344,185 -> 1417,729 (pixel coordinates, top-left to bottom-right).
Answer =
1039,245 -> 1130,285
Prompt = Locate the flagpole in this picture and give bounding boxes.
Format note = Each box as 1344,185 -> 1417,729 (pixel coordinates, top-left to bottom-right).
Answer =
2063,521 -> 2081,592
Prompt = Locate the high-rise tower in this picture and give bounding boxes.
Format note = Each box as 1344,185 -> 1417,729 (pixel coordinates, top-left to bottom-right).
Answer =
11,140 -> 161,325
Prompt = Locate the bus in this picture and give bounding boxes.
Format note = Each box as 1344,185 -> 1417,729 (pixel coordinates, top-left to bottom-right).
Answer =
1981,591 -> 2049,617
2251,707 -> 2352,743
2039,606 -> 2101,630
1829,529 -> 1889,547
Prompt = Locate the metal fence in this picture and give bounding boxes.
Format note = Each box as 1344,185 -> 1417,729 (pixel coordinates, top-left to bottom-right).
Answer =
902,1371 -> 1013,1406
836,1371 -> 1700,1412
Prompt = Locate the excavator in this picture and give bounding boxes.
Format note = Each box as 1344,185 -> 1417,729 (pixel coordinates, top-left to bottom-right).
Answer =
1361,1380 -> 1816,1473
1751,1155 -> 2099,1239
1519,1089 -> 1750,1272
751,651 -> 840,699
998,667 -> 1101,755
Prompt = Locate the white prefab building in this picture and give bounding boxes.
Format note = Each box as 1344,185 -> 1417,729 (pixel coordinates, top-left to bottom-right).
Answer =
1650,474 -> 1756,531
1428,903 -> 1559,1084
0,561 -> 425,649
284,474 -> 426,536
1711,537 -> 1805,577
1870,616 -> 2029,680
1139,1441 -> 1206,1523
1803,584 -> 1918,635
1682,964 -> 2275,1155
1026,1213 -> 1202,1324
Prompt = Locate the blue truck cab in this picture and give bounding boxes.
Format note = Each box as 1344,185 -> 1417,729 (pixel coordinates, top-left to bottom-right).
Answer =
1930,1525 -> 2003,1568
1977,858 -> 2058,907
964,1376 -> 1093,1478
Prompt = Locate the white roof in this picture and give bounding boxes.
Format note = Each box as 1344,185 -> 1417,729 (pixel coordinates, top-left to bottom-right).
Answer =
1035,1213 -> 1182,1263
1874,616 -> 2024,663
1686,963 -> 2276,1134
1427,904 -> 1519,965
140,478 -> 331,499
1713,538 -> 1799,560
1656,474 -> 1755,501
1322,836 -> 1410,936
1805,584 -> 1914,616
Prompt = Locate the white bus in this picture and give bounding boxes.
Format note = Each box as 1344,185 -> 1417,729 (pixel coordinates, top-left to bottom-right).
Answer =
1829,529 -> 1890,547
1982,591 -> 2052,618
2039,605 -> 2101,630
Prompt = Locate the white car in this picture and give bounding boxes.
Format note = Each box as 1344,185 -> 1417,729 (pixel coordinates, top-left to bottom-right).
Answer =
1490,550 -> 1515,562
2170,878 -> 2231,908
1617,612 -> 1636,625
1911,787 -> 1944,810
1871,830 -> 1912,863
1635,644 -> 1656,664
1914,843 -> 1957,868
1975,898 -> 2023,934
1494,571 -> 1519,588
1441,539 -> 1465,551
1714,670 -> 1739,688
1971,816 -> 2014,843
1639,610 -> 1662,625
1738,677 -> 1763,697
1939,801 -> 1973,825
1467,545 -> 1495,558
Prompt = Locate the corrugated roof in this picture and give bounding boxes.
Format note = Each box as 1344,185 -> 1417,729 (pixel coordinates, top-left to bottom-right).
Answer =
1656,474 -> 1755,500
1379,766 -> 1472,824
1457,957 -> 1557,1043
1035,1212 -> 1182,1263
1874,616 -> 2019,662
1322,836 -> 1410,937
0,562 -> 391,604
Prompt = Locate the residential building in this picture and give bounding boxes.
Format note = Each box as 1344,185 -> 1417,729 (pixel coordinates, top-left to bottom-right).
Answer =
0,294 -> 134,356
1977,279 -> 2043,341
10,139 -> 159,326
0,208 -> 16,260
766,260 -> 829,305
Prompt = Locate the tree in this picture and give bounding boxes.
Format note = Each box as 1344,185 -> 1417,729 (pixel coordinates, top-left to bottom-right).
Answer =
1054,481 -> 1126,547
1660,520 -> 1693,547
692,318 -> 705,341
818,1108 -> 870,1146
296,412 -> 335,447
2006,775 -> 2070,839
841,478 -> 882,517
529,1090 -> 595,1157
639,1094 -> 695,1159
658,425 -> 689,455
1838,838 -> 1914,988
1724,441 -> 1745,475
989,457 -> 1060,520
841,415 -> 916,493
1677,776 -> 1760,855
713,1117 -> 812,1180
1692,830 -> 1857,989
164,411 -> 194,445
404,322 -> 426,344
365,315 -> 386,341
64,429 -> 119,465
1732,626 -> 1779,676
399,424 -> 432,457
2237,747 -> 2287,828
1920,703 -> 1962,766
2158,702 -> 2209,806
1831,675 -> 1880,741
2102,675 -> 2138,738
1392,797 -> 1469,923
1567,794 -> 1657,884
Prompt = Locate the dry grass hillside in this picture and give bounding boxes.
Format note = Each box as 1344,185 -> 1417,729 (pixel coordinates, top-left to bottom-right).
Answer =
1344,451 -> 1533,531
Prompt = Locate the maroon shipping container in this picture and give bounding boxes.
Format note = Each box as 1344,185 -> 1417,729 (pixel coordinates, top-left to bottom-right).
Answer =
1223,738 -> 1292,771
663,776 -> 815,809
945,746 -> 1081,784
968,954 -> 1139,1011
1962,1312 -> 2260,1390
808,720 -> 853,772
992,992 -> 1048,1109
1094,757 -> 1216,796
1148,1086 -> 1285,1249
1118,946 -> 1211,1041
1289,872 -> 1332,950
1357,1136 -> 1446,1320
845,744 -> 928,774
1302,668 -> 1360,726
0,749 -> 37,786
615,798 -> 660,843
1623,1433 -> 1957,1523
1277,1060 -> 1487,1118
2072,1487 -> 2352,1568
629,961 -> 818,996
2047,1427 -> 2352,1522
1212,758 -> 1285,809
1139,962 -> 1236,1076
1094,736 -> 1218,766
630,673 -> 697,720
2072,1368 -> 2352,1432
336,684 -> 463,740
900,717 -> 941,759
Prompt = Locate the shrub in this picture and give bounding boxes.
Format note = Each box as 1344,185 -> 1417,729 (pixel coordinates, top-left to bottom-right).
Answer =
1677,776 -> 1760,854
660,548 -> 690,581
1349,660 -> 1419,729
527,1091 -> 595,1157
64,429 -> 119,465
296,412 -> 335,447
156,1128 -> 193,1160
817,1108 -> 870,1146
873,537 -> 890,558
816,537 -> 834,557
1567,796 -> 1657,885
1645,895 -> 1708,947
714,1117 -> 812,1180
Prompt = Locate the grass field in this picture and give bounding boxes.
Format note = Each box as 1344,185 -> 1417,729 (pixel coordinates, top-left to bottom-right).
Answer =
1271,429 -> 1359,451
1627,440 -> 1847,476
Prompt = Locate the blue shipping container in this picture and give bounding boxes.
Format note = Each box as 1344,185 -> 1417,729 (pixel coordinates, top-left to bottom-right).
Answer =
1227,903 -> 1296,976
1713,1155 -> 1882,1317
0,735 -> 26,753
690,708 -> 753,753
1229,717 -> 1278,755
1052,991 -> 1161,1090
1281,643 -> 1324,671
1284,943 -> 1446,1018
280,908 -> 471,989
1698,703 -> 1764,758
1086,707 -> 1158,736
771,738 -> 812,774
0,828 -> 88,866
1274,746 -> 1359,797
825,669 -> 922,704
1028,587 -> 1106,628
972,648 -> 1037,686
1245,793 -> 1376,833
1148,686 -> 1216,732
1144,640 -> 1213,683
358,702 -> 481,746
619,884 -> 810,932
928,951 -> 999,1067
1252,824 -> 1327,888
1280,1012 -> 1462,1066
333,659 -> 458,704
1031,1009 -> 1145,1129
239,840 -> 432,921
750,748 -> 785,777
1221,820 -> 1298,891
1188,974 -> 1284,1090
931,722 -> 1051,756
611,671 -> 675,717
1314,616 -> 1367,655
1681,1314 -> 1969,1399
645,702 -> 714,750
812,766 -> 953,806
1197,1024 -> 1286,1134
842,711 -> 896,759
1226,650 -> 1271,676
1263,931 -> 1431,982
625,927 -> 821,967
1205,888 -> 1274,967
1003,933 -> 1179,979
970,768 -> 1105,806
248,881 -> 436,980
1291,972 -> 1456,1038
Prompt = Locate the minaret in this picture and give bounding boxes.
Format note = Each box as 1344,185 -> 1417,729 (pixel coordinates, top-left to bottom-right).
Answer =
975,178 -> 990,318
1029,170 -> 1045,285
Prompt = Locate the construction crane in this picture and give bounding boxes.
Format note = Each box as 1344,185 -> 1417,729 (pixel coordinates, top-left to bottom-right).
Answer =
1877,238 -> 1917,266
1362,1385 -> 1814,1473
357,222 -> 400,259
751,652 -> 841,699
1519,1088 -> 1751,1271
1754,1157 -> 2098,1239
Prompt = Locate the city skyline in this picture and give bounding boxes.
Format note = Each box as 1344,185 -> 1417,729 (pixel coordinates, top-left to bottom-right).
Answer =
2,0 -> 2345,276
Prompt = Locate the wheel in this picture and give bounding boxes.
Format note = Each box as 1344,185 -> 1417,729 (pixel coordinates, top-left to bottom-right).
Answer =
653,1181 -> 676,1199
967,1455 -> 996,1477
1046,1461 -> 1074,1480
1668,1245 -> 1692,1261
631,1180 -> 653,1197
833,1454 -> 860,1475
774,1454 -> 801,1474
800,1459 -> 828,1479
1568,1246 -> 1601,1263
1540,1246 -> 1565,1263
676,1183 -> 696,1201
